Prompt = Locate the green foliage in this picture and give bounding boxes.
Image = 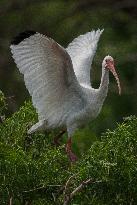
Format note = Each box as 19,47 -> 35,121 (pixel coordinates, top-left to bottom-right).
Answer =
0,91 -> 7,116
0,92 -> 137,204
72,116 -> 137,204
0,98 -> 68,204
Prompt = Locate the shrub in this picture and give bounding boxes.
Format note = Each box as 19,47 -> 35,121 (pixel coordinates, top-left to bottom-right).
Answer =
0,91 -> 137,204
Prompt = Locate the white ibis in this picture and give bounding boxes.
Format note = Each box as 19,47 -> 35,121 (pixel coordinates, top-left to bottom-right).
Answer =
10,29 -> 121,162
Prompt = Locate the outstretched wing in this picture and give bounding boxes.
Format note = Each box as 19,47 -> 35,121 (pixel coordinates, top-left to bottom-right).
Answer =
66,29 -> 104,87
10,31 -> 82,125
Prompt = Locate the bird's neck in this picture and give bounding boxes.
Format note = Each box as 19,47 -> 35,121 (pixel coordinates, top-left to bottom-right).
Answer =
98,68 -> 109,101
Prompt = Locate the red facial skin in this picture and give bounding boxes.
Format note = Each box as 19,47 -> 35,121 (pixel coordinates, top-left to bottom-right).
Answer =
105,59 -> 121,95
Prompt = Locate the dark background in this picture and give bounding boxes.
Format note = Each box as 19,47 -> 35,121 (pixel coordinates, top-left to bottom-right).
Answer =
0,0 -> 137,154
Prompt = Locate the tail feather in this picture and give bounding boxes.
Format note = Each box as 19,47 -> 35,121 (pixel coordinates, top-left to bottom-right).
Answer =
28,120 -> 47,134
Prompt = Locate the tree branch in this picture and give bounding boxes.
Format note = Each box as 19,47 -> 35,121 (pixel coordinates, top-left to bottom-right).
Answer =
23,184 -> 62,194
63,178 -> 102,205
9,197 -> 13,205
63,174 -> 76,196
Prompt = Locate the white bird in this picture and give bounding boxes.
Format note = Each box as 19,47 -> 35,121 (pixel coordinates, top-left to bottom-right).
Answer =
10,29 -> 121,162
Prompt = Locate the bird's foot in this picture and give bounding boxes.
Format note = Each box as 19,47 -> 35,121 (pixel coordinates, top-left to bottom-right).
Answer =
53,137 -> 61,146
53,130 -> 66,146
67,151 -> 78,162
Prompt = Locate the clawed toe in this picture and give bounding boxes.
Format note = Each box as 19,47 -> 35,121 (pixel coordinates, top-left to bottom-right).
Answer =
67,151 -> 78,162
53,130 -> 66,146
53,138 -> 61,146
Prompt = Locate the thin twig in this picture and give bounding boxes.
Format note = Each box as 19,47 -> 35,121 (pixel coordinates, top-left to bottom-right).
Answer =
23,184 -> 61,193
9,197 -> 13,205
63,174 -> 76,202
52,192 -> 56,202
63,178 -> 102,205
70,179 -> 93,199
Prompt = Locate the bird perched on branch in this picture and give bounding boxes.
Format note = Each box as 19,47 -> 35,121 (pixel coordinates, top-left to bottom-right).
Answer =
10,29 -> 121,162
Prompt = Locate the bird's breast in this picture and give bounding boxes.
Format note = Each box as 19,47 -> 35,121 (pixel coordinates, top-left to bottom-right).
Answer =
72,104 -> 100,129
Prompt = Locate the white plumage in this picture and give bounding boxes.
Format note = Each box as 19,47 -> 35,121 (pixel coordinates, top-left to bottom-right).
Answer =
10,29 -> 121,161
66,29 -> 103,86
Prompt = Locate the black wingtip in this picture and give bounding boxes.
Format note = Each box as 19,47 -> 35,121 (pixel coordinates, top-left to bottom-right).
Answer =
11,30 -> 37,45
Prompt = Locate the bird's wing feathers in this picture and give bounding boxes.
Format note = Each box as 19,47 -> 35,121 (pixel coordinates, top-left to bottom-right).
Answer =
66,29 -> 104,87
10,32 -> 82,125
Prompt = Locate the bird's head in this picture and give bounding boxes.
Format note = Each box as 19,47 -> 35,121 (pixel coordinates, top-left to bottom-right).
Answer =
102,55 -> 121,95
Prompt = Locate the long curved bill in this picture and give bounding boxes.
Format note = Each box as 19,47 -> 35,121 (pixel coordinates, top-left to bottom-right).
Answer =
109,62 -> 121,95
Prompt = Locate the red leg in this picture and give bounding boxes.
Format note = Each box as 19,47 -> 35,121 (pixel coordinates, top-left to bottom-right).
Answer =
65,137 -> 78,162
53,130 -> 66,146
